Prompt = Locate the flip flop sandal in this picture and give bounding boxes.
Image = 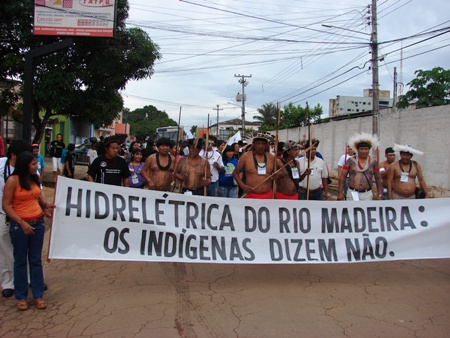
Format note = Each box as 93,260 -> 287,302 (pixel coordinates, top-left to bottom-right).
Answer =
17,299 -> 28,311
35,298 -> 47,310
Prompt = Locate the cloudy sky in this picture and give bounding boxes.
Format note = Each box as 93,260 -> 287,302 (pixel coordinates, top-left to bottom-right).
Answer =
122,0 -> 450,129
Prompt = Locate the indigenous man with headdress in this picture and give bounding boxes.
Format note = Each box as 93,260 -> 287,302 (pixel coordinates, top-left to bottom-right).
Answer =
386,144 -> 428,199
275,141 -> 301,200
142,137 -> 175,191
337,132 -> 382,201
232,133 -> 277,199
174,138 -> 211,196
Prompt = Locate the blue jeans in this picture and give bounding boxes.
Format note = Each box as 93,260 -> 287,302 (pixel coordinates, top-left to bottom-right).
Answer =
207,181 -> 219,197
298,188 -> 324,200
9,219 -> 45,300
218,185 -> 238,198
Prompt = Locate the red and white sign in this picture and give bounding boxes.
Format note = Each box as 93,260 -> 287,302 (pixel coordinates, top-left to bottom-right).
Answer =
34,0 -> 116,37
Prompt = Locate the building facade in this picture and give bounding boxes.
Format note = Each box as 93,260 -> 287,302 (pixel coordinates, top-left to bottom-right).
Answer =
329,89 -> 393,117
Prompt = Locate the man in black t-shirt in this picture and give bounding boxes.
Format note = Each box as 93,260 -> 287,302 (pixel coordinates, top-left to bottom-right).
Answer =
63,143 -> 75,179
87,140 -> 131,186
50,133 -> 65,183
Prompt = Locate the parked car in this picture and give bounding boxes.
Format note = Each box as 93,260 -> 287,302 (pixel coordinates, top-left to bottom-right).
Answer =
73,144 -> 89,165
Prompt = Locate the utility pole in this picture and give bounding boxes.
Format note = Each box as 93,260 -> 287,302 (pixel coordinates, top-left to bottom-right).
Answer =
370,0 -> 380,136
234,74 -> 252,136
393,67 -> 398,112
213,104 -> 223,138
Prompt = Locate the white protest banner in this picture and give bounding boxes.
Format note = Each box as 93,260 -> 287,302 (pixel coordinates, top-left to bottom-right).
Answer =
50,177 -> 450,264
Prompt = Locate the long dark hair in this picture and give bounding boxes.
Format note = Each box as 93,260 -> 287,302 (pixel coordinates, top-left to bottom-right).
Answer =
11,151 -> 40,190
222,145 -> 234,163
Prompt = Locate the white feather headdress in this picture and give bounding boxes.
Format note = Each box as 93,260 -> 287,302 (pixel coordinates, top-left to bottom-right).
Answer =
393,144 -> 424,156
348,132 -> 380,152
243,131 -> 275,144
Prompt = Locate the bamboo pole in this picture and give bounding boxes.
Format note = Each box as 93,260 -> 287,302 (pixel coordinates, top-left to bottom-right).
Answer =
171,107 -> 183,193
272,102 -> 281,199
306,101 -> 311,200
204,115 -> 210,196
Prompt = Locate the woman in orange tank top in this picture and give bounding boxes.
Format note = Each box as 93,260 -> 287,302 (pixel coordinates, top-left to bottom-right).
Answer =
2,151 -> 54,311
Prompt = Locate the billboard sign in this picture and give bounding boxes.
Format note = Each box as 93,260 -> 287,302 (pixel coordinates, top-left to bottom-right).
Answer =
34,0 -> 117,37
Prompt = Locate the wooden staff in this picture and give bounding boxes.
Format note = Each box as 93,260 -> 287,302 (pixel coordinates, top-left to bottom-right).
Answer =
344,143 -> 348,164
272,102 -> 281,199
204,115 -> 210,196
306,101 -> 311,200
240,143 -> 315,198
171,107 -> 183,193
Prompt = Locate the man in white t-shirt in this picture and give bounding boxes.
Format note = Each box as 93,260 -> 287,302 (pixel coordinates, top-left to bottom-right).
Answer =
297,142 -> 329,200
86,143 -> 98,166
200,140 -> 224,197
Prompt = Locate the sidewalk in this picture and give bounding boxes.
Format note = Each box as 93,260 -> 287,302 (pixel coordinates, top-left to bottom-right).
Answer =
1,157 -> 448,337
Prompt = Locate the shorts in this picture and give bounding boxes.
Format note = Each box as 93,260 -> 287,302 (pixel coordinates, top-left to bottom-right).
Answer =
275,191 -> 298,200
246,190 -> 273,199
52,157 -> 62,172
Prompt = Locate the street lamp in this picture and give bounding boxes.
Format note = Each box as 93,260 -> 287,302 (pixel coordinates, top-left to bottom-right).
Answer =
322,3 -> 379,137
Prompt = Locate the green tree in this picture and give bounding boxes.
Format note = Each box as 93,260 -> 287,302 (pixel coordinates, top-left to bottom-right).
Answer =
0,0 -> 161,143
253,102 -> 278,130
127,105 -> 177,141
397,67 -> 450,109
281,102 -> 323,128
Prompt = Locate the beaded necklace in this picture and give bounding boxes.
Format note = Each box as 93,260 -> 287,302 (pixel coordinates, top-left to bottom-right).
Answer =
253,152 -> 267,169
156,153 -> 172,171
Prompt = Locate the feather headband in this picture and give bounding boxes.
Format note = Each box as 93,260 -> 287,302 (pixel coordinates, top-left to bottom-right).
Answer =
393,144 -> 424,156
348,132 -> 380,152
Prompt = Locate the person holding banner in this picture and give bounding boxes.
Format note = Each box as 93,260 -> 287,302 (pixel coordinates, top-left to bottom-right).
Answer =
2,151 -> 54,310
275,141 -> 301,200
142,138 -> 175,191
233,134 -> 277,199
0,140 -> 33,299
387,144 -> 428,199
337,132 -> 382,201
87,139 -> 131,187
174,139 -> 211,196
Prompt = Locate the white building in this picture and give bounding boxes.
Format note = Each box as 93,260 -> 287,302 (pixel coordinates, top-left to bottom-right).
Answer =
329,89 -> 393,117
209,118 -> 260,140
